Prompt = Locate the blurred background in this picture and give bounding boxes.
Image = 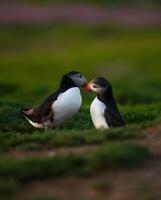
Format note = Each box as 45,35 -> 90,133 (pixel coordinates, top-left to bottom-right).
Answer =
0,0 -> 161,105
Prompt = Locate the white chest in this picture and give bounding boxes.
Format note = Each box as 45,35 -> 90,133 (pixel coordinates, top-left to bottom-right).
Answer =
51,87 -> 82,126
90,97 -> 109,130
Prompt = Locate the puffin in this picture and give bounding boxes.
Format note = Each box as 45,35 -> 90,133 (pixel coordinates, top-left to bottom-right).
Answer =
20,71 -> 87,129
86,77 -> 125,130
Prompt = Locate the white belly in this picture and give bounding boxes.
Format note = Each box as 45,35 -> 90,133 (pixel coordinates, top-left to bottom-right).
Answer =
90,97 -> 109,130
49,87 -> 82,127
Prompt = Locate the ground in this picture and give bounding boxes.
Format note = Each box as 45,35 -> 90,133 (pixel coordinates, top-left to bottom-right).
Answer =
11,123 -> 161,200
0,2 -> 161,200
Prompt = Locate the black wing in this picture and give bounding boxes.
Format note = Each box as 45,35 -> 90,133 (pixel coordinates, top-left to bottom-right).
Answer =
104,101 -> 125,127
21,90 -> 60,124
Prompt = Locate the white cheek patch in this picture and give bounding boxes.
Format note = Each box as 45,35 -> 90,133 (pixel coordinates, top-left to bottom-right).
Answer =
90,85 -> 101,93
91,87 -> 99,92
90,85 -> 106,93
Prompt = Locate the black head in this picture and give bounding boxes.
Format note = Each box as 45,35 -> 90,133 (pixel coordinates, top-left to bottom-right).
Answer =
88,77 -> 113,95
60,71 -> 87,89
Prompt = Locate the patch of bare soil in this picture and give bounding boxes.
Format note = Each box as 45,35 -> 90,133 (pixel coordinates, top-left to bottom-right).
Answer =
142,123 -> 161,155
129,122 -> 161,155
12,123 -> 161,200
9,145 -> 97,159
13,158 -> 161,200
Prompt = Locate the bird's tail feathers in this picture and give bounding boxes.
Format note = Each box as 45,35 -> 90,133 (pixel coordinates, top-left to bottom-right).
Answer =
20,108 -> 39,120
20,108 -> 35,115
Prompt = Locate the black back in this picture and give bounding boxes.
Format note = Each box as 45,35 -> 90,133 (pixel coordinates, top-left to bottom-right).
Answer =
97,85 -> 125,127
39,74 -> 77,110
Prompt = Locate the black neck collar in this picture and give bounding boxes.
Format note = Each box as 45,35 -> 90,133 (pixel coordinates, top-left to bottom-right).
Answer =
97,88 -> 114,105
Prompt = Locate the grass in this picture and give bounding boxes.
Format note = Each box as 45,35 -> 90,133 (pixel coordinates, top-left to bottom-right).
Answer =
1,101 -> 161,152
0,100 -> 156,132
0,126 -> 140,152
0,178 -> 19,199
0,143 -> 150,180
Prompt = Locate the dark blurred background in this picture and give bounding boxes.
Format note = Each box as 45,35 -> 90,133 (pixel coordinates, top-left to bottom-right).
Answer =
0,0 -> 161,105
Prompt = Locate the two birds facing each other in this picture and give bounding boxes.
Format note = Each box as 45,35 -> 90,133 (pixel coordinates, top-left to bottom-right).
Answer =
21,71 -> 125,130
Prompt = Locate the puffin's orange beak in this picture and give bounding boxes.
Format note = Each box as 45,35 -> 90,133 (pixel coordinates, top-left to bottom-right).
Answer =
83,82 -> 90,91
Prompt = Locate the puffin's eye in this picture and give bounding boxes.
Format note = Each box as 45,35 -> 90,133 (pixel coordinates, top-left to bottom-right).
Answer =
79,74 -> 82,78
93,84 -> 97,88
